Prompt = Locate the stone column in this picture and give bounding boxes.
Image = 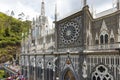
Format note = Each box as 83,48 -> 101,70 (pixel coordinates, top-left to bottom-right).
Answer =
42,54 -> 45,80
34,55 -> 36,80
118,16 -> 120,42
27,55 -> 30,80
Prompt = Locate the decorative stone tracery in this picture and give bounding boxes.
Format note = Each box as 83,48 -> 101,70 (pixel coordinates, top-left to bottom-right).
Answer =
95,33 -> 99,44
100,20 -> 109,44
110,30 -> 115,43
92,65 -> 113,80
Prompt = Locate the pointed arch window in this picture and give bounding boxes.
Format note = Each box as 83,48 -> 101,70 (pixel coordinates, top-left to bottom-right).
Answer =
95,40 -> 99,45
100,20 -> 109,44
110,30 -> 115,44
105,34 -> 108,44
95,33 -> 99,45
100,35 -> 104,44
110,38 -> 114,44
46,61 -> 54,80
64,69 -> 76,80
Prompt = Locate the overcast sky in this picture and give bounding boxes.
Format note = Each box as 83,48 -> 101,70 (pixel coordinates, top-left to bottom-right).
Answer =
0,0 -> 114,21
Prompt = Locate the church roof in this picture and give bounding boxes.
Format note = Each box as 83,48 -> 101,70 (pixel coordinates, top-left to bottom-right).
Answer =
95,8 -> 117,18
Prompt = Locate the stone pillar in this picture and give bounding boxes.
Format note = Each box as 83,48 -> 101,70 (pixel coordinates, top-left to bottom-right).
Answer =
27,55 -> 30,80
43,54 -> 45,80
79,52 -> 86,80
118,16 -> 120,42
34,55 -> 36,80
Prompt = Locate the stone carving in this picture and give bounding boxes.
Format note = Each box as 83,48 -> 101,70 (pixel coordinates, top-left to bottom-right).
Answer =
21,56 -> 24,66
92,65 -> 113,80
60,21 -> 80,44
117,66 -> 120,74
100,20 -> 108,36
110,30 -> 114,38
95,32 -> 99,40
37,58 -> 44,69
57,16 -> 83,49
82,59 -> 87,78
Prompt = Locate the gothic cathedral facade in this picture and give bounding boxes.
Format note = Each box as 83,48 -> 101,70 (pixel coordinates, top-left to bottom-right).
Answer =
21,0 -> 120,80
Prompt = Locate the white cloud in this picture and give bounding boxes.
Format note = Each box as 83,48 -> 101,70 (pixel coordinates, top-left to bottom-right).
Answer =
14,2 -> 39,20
0,0 -> 115,21
0,0 -> 39,20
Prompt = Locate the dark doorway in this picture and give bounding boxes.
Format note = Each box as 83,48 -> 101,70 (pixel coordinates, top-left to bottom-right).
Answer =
64,70 -> 76,80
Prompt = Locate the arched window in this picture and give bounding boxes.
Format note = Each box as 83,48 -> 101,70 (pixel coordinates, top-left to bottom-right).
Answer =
46,61 -> 54,80
95,40 -> 99,45
105,34 -> 108,44
100,20 -> 109,44
36,58 -> 43,80
110,30 -> 115,44
95,33 -> 99,45
46,68 -> 53,80
100,35 -> 104,44
110,38 -> 114,44
91,65 -> 113,80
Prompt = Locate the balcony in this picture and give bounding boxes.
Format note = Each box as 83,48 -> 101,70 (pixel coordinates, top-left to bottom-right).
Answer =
87,43 -> 120,50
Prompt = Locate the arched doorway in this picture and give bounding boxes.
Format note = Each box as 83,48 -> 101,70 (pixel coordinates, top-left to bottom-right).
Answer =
64,69 -> 76,80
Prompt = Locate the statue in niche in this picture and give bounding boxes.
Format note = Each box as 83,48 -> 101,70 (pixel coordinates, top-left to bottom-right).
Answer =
118,66 -> 120,74
118,27 -> 120,35
82,59 -> 87,78
118,28 -> 120,42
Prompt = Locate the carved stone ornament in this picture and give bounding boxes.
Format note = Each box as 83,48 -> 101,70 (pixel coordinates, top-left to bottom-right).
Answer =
60,22 -> 80,44
66,59 -> 71,65
82,59 -> 87,78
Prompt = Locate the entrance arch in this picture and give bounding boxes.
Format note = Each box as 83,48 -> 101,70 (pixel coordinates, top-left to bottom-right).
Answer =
61,68 -> 78,80
64,69 -> 75,80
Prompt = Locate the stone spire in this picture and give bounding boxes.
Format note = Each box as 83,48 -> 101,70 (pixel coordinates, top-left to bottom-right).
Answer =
55,3 -> 57,22
117,0 -> 120,10
41,0 -> 45,16
90,0 -> 95,17
83,0 -> 87,7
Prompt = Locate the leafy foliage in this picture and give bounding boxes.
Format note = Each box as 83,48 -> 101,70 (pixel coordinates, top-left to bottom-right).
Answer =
0,12 -> 31,63
0,70 -> 5,78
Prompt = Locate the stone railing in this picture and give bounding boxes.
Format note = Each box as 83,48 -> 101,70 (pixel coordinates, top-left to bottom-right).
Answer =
87,43 -> 120,50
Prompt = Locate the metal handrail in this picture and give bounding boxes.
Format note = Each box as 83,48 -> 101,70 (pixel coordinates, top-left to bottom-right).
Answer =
3,66 -> 18,74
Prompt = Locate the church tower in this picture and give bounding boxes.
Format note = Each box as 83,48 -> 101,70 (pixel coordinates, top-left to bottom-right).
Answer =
40,0 -> 48,37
